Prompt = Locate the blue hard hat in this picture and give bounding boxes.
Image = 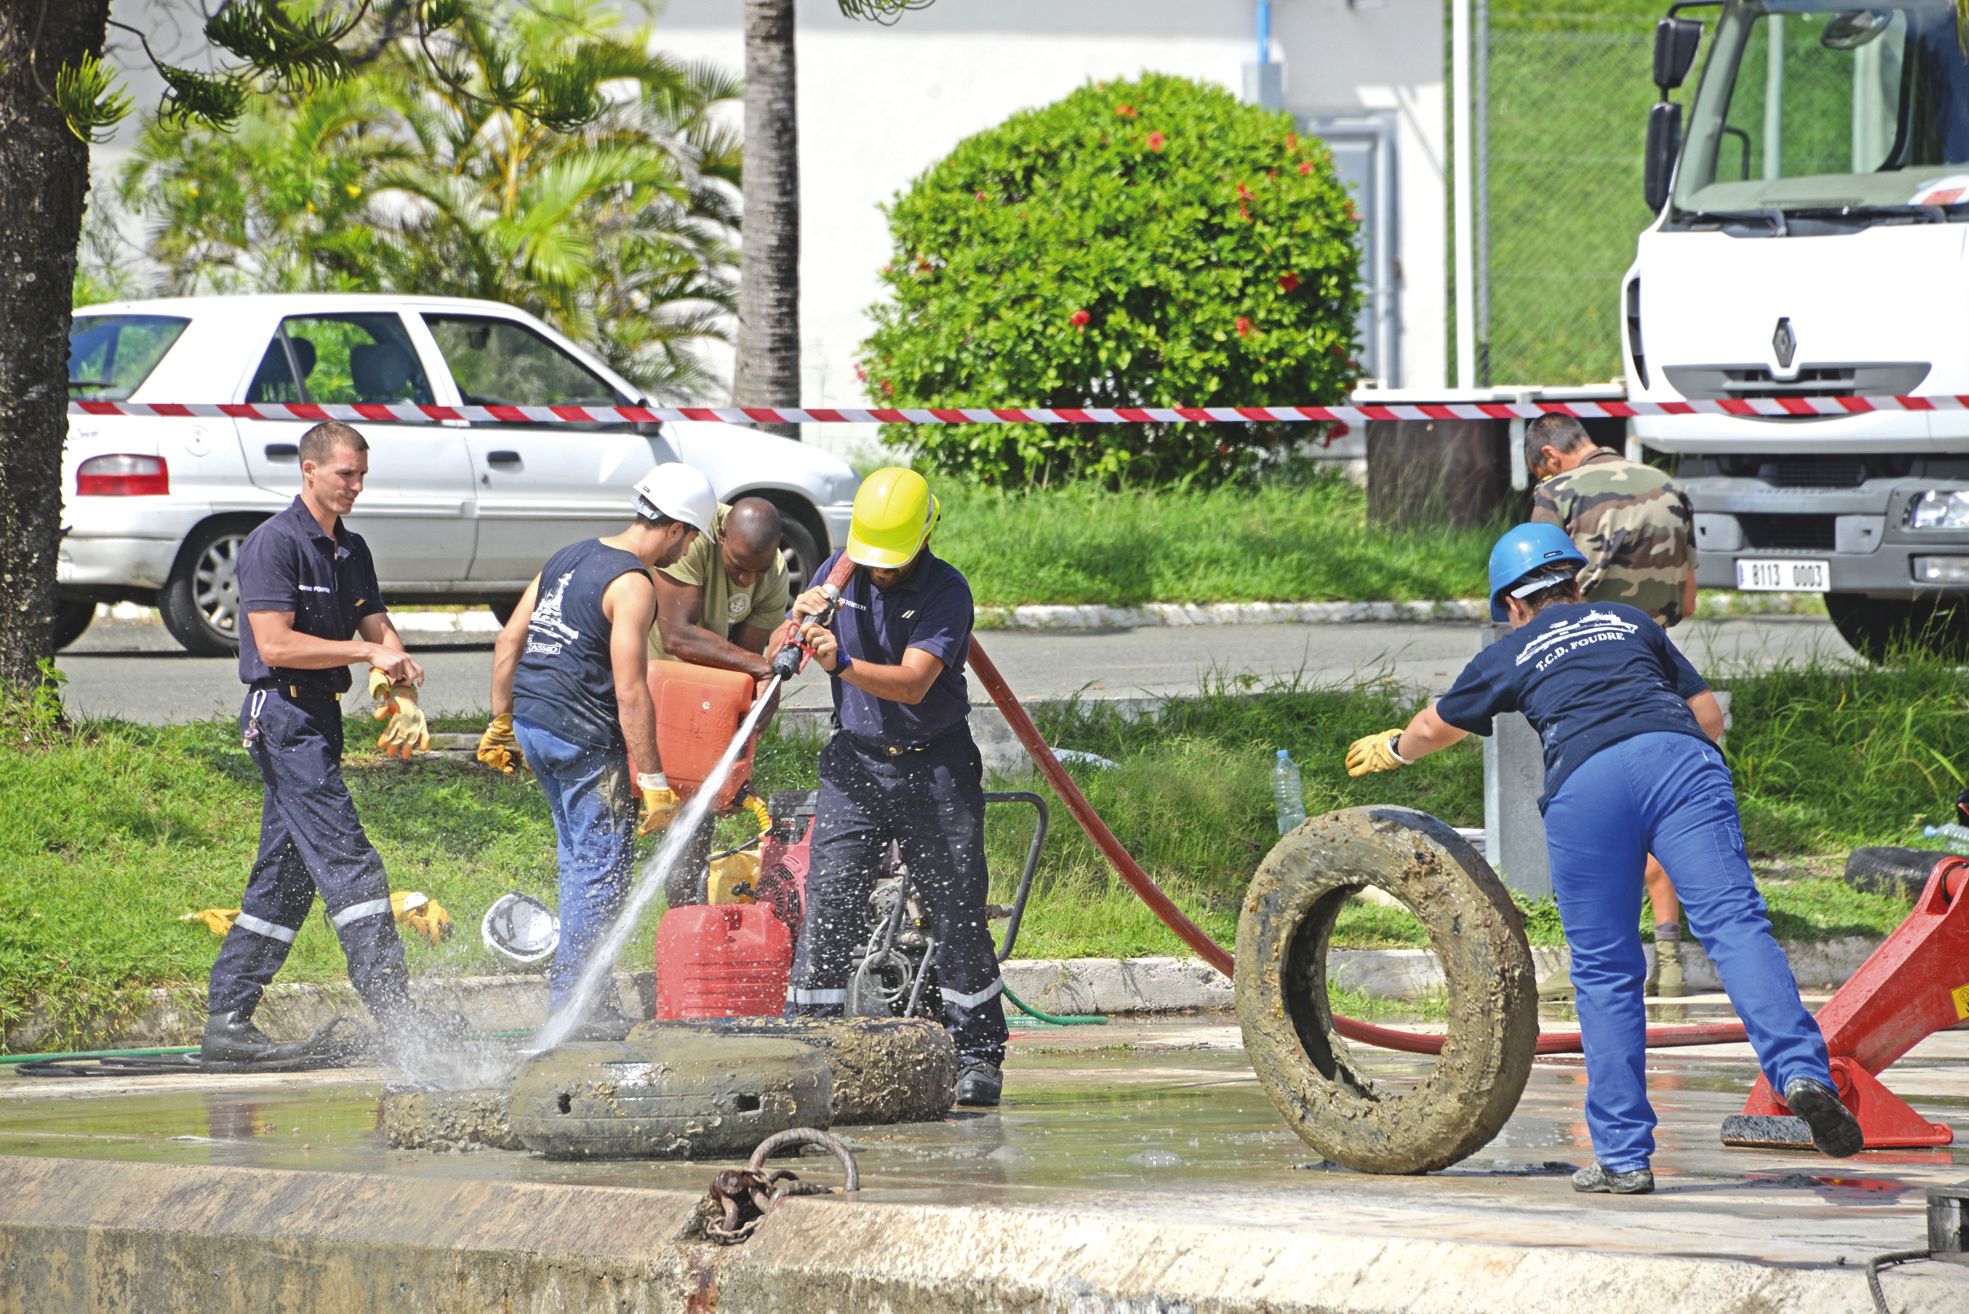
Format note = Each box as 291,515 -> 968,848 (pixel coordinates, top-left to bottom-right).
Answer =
1486,522 -> 1587,621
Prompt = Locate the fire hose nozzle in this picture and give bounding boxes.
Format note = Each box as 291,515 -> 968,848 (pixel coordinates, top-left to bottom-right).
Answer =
770,583 -> 844,678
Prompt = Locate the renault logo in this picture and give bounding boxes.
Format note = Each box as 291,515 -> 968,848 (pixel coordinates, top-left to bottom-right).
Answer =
1773,317 -> 1797,369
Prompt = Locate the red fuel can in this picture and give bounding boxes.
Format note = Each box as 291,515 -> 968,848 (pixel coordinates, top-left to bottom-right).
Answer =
653,904 -> 793,1019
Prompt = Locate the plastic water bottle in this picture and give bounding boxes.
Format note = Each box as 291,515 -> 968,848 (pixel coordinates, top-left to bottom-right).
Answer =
1272,749 -> 1307,836
1922,823 -> 1969,854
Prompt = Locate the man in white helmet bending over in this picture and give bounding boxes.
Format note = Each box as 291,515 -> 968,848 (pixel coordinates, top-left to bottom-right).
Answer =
482,463 -> 717,1038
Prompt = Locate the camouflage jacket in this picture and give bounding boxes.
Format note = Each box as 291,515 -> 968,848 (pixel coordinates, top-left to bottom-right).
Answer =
1530,448 -> 1697,625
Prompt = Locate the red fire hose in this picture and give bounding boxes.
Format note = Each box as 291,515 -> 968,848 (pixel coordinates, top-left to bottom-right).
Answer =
967,636 -> 1751,1057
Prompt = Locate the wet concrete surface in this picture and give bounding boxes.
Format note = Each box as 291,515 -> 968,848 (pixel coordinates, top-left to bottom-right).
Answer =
2,1006 -> 1962,1286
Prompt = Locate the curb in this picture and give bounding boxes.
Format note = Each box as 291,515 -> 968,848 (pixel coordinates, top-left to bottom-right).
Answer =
3,942 -> 1885,1053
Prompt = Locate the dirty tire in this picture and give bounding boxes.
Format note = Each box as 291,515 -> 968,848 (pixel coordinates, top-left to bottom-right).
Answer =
378,1084 -> 522,1151
509,1038 -> 831,1160
1235,806 -> 1539,1175
1843,846 -> 1945,899
627,1015 -> 956,1124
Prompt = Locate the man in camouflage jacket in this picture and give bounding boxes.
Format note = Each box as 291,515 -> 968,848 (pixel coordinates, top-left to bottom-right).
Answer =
1527,414 -> 1698,627
1525,413 -> 1699,994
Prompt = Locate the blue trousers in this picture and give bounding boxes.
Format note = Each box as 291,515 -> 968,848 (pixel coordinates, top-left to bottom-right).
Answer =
514,718 -> 636,1007
787,728 -> 1008,1065
208,689 -> 409,1018
1543,731 -> 1832,1171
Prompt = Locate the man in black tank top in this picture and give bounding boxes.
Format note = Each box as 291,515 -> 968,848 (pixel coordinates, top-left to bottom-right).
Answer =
485,464 -> 718,1036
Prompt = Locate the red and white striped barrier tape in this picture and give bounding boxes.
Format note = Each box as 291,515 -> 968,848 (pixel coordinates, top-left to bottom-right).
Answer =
67,394 -> 1969,426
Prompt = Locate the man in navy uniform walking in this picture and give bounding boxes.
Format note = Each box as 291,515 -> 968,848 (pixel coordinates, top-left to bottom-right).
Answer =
204,421 -> 439,1063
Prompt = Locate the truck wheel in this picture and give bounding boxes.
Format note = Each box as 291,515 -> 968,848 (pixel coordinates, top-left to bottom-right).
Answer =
51,598 -> 95,650
1825,593 -> 1969,664
1235,806 -> 1539,1175
778,514 -> 822,590
159,521 -> 255,656
1843,845 -> 1946,899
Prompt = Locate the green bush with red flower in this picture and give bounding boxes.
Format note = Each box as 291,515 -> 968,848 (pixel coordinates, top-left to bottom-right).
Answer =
859,72 -> 1363,486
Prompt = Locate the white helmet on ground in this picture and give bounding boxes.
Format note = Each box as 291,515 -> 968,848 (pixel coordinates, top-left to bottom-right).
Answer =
632,463 -> 717,538
481,892 -> 559,970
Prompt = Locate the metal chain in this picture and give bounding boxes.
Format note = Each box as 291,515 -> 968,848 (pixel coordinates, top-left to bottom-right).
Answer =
700,1127 -> 860,1245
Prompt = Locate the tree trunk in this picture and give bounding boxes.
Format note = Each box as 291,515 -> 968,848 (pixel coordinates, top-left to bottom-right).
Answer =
0,1 -> 111,701
735,0 -> 801,441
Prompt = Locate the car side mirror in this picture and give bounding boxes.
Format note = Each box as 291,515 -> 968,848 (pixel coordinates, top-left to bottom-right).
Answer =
1653,17 -> 1702,92
1645,102 -> 1682,213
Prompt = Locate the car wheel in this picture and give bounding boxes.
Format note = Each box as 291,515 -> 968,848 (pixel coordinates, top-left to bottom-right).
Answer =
51,598 -> 96,650
160,522 -> 254,656
777,515 -> 822,590
1825,593 -> 1969,664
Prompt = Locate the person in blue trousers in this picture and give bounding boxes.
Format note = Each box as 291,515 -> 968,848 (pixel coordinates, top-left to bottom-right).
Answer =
1345,522 -> 1862,1193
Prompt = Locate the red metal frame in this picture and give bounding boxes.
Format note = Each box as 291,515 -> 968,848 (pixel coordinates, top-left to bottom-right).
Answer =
1737,857 -> 1969,1149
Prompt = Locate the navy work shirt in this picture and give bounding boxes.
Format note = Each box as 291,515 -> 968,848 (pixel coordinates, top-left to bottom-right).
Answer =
236,496 -> 385,695
1435,601 -> 1710,808
811,549 -> 973,746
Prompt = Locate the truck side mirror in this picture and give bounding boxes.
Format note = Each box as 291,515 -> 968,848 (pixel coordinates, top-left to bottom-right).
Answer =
1645,102 -> 1683,212
1653,17 -> 1703,92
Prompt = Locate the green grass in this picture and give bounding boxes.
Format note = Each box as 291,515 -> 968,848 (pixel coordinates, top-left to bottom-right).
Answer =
934,471 -> 1495,608
2,651 -> 1952,1047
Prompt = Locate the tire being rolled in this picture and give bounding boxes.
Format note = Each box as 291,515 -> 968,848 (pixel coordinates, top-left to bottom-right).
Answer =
1235,806 -> 1538,1175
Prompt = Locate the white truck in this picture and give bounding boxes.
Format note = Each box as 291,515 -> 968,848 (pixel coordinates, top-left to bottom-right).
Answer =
1626,0 -> 1969,658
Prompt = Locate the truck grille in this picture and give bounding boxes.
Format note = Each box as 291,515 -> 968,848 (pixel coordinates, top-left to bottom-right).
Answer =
1719,454 -> 1912,487
1662,362 -> 1929,400
1738,514 -> 1836,551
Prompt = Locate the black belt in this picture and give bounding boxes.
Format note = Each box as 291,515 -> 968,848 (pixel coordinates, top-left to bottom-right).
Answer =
842,724 -> 963,758
249,680 -> 342,702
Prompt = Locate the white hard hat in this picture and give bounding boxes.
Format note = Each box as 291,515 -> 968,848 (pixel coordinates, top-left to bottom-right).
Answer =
481,892 -> 559,969
632,463 -> 717,538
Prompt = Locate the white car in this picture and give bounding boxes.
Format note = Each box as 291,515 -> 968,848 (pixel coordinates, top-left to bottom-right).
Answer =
60,293 -> 860,654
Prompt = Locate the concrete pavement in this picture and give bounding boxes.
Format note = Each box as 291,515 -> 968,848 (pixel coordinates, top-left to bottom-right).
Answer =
59,611 -> 1856,724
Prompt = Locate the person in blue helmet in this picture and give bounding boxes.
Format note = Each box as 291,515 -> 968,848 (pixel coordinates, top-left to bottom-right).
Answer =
1343,522 -> 1861,1194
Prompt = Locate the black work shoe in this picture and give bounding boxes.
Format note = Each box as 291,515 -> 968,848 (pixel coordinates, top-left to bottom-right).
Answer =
200,1009 -> 288,1063
1784,1077 -> 1864,1158
954,1061 -> 1003,1107
1571,1162 -> 1655,1195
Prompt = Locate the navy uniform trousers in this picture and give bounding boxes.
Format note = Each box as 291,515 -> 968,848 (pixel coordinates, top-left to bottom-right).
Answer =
787,727 -> 1008,1065
208,689 -> 410,1018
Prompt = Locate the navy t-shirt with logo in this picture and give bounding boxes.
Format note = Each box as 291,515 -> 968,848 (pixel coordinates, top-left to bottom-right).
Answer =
809,548 -> 973,746
512,538 -> 650,752
236,496 -> 385,695
1434,601 -> 1710,807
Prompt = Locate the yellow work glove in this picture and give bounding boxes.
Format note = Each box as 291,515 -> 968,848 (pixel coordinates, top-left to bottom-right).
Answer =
373,682 -> 430,759
367,666 -> 393,704
1345,728 -> 1411,778
181,908 -> 240,936
477,712 -> 525,774
636,772 -> 682,837
390,890 -> 452,946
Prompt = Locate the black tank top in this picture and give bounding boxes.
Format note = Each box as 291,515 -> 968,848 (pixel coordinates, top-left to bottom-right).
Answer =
512,539 -> 649,751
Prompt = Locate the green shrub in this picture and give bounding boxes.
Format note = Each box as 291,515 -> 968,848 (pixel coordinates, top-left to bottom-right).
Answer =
861,72 -> 1363,486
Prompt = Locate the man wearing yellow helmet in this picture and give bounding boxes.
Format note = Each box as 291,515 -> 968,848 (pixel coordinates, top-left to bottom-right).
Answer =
784,467 -> 1008,1106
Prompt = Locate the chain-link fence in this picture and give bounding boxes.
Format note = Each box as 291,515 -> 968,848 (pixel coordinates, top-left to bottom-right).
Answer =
1474,4 -> 1660,387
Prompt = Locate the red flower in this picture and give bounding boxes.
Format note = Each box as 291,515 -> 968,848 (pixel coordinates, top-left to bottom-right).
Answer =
975,190 -> 987,201
881,379 -> 895,396
1236,181 -> 1253,200
1286,132 -> 1298,150
1238,199 -> 1252,222
1116,103 -> 1136,117
1235,316 -> 1253,338
1279,272 -> 1300,293
1069,308 -> 1091,331
1297,160 -> 1313,175
1347,203 -> 1361,223
1146,131 -> 1167,152
854,362 -> 869,383
1330,343 -> 1347,359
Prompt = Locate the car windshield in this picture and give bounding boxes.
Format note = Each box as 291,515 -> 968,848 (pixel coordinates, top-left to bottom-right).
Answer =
68,315 -> 190,401
1673,0 -> 1969,214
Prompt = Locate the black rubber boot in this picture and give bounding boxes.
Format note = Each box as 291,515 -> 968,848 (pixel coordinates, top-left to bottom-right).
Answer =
955,1061 -> 1002,1107
201,1010 -> 293,1063
1570,1163 -> 1655,1195
1783,1077 -> 1865,1158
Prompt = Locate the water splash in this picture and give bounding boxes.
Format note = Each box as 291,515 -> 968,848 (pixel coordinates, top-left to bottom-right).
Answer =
527,677 -> 782,1053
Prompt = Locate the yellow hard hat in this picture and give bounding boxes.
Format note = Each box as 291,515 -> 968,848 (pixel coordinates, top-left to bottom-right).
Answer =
845,467 -> 940,568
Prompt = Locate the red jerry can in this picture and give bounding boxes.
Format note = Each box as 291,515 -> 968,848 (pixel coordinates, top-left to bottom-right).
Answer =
643,660 -> 759,810
653,905 -> 793,1019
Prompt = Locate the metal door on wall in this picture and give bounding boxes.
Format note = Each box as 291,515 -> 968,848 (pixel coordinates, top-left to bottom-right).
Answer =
1304,112 -> 1400,390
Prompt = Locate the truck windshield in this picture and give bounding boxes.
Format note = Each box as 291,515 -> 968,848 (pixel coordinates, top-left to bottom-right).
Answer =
1673,0 -> 1969,215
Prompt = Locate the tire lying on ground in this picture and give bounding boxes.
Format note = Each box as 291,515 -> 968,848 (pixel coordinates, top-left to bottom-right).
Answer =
378,1084 -> 522,1152
1843,845 -> 1948,900
1235,805 -> 1539,1175
509,1037 -> 831,1160
627,1015 -> 956,1124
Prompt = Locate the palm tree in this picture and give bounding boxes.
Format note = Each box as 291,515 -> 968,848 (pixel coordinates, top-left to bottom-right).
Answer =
736,0 -> 801,438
